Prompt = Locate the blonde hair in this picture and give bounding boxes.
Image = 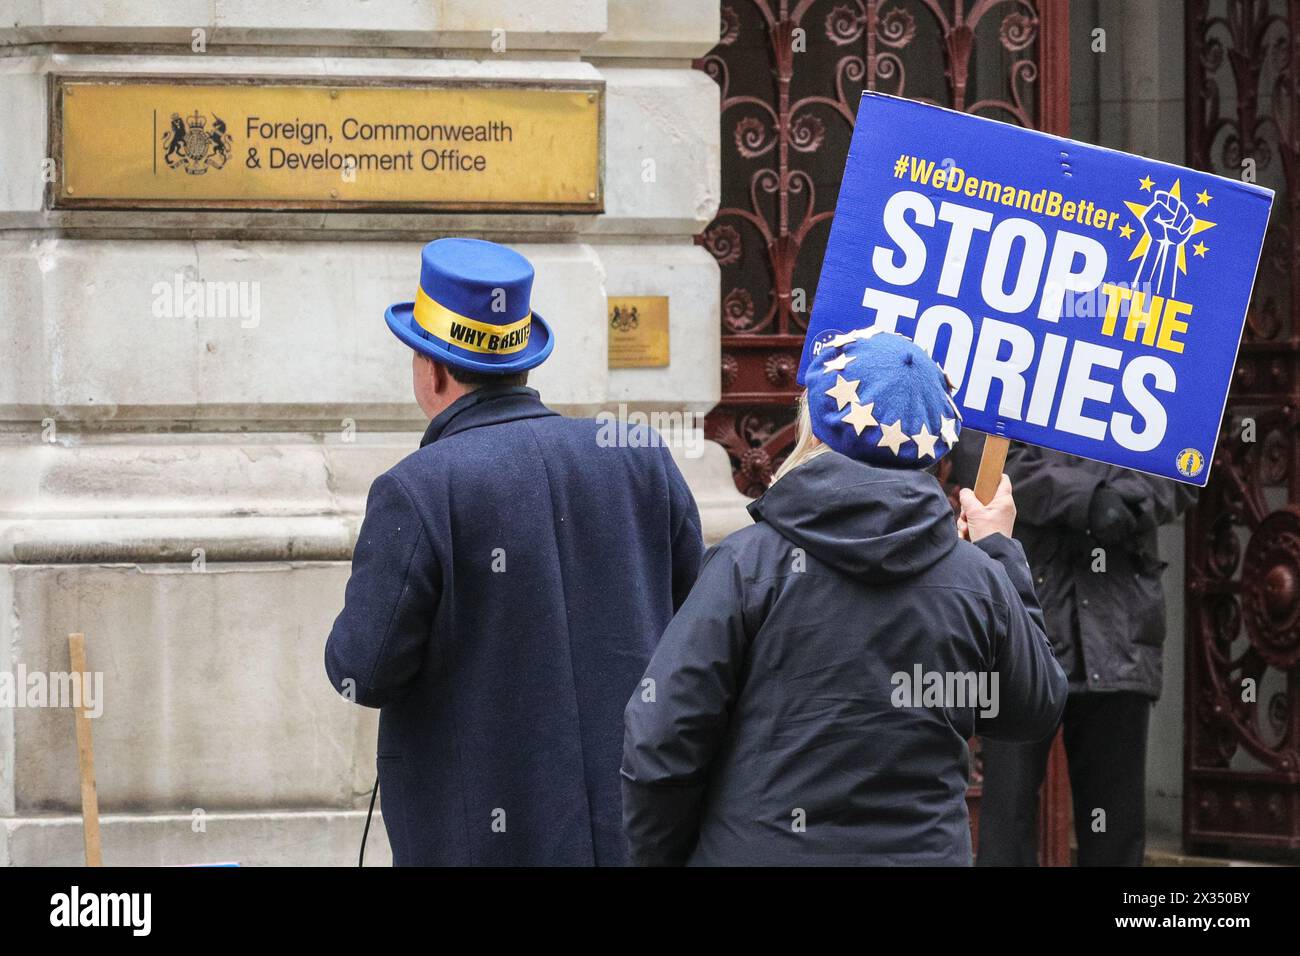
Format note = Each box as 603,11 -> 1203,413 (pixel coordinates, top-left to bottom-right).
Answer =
770,390 -> 831,486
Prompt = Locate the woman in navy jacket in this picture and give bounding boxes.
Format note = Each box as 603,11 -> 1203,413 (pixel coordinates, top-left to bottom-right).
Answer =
622,329 -> 1067,866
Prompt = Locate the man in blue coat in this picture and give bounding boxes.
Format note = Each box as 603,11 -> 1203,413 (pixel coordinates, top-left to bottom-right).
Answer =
325,238 -> 704,866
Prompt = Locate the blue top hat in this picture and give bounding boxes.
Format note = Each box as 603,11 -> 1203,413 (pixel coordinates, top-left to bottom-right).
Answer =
805,327 -> 962,469
385,238 -> 554,374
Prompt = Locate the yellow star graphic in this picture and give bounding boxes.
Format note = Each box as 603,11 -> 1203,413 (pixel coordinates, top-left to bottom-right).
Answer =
843,401 -> 878,436
1139,175 -> 1154,191
825,374 -> 862,411
1193,241 -> 1208,258
1196,188 -> 1212,206
822,352 -> 853,372
877,419 -> 910,455
912,424 -> 939,460
939,416 -> 959,447
1118,222 -> 1134,240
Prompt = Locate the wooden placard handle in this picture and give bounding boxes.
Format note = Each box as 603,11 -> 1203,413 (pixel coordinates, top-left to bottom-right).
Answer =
974,435 -> 1010,506
68,632 -> 103,867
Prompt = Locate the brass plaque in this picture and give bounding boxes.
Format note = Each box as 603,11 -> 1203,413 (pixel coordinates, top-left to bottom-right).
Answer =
608,296 -> 670,368
51,75 -> 603,212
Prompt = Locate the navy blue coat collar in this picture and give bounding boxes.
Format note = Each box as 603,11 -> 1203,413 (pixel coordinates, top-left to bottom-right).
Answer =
419,385 -> 558,447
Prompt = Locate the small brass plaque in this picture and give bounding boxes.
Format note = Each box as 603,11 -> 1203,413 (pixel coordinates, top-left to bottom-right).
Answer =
52,75 -> 603,212
608,296 -> 670,368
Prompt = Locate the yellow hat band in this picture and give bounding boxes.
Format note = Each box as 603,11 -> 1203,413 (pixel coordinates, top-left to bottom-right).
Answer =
412,286 -> 532,355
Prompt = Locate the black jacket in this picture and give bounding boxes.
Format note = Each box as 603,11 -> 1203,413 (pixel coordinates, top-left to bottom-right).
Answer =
622,452 -> 1066,866
326,387 -> 703,865
949,435 -> 1196,699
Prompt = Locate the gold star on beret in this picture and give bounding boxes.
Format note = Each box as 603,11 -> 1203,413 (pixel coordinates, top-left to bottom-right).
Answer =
825,374 -> 862,411
822,352 -> 853,372
843,401 -> 878,436
877,419 -> 910,455
912,424 -> 939,459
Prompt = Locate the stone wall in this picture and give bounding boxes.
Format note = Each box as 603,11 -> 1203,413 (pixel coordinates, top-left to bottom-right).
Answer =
0,0 -> 746,866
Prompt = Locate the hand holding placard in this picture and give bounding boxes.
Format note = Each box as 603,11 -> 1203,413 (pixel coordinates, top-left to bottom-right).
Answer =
958,470 -> 1016,540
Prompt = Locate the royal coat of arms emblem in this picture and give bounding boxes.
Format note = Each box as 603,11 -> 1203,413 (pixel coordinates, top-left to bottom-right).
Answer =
609,304 -> 640,332
162,110 -> 233,175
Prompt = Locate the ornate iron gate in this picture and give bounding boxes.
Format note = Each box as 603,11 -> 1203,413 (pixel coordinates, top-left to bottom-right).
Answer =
697,0 -> 1070,495
695,0 -> 1073,863
1184,0 -> 1300,857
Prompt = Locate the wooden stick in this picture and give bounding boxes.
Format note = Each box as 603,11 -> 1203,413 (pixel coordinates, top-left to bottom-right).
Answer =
67,632 -> 102,867
974,434 -> 1010,505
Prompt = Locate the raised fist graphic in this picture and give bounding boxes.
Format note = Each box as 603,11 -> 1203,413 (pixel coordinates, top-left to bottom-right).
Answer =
1135,188 -> 1196,296
1142,190 -> 1194,246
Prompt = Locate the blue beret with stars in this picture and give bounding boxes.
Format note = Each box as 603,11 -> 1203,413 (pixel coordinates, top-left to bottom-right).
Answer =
805,327 -> 962,469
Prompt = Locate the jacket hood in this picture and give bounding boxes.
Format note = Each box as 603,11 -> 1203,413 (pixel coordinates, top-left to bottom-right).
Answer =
748,451 -> 958,582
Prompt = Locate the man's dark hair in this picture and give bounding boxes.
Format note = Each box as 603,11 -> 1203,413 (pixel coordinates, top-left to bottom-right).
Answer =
445,363 -> 529,389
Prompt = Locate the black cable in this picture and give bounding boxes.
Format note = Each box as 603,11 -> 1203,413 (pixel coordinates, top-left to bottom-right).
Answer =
359,777 -> 378,867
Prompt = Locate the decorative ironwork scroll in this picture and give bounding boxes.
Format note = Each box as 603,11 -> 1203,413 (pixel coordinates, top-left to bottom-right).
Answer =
1184,0 -> 1300,857
696,0 -> 1069,495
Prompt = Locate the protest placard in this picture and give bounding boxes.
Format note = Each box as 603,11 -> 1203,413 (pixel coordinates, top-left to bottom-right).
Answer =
801,93 -> 1274,487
